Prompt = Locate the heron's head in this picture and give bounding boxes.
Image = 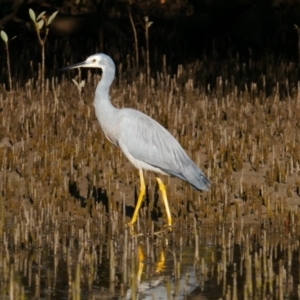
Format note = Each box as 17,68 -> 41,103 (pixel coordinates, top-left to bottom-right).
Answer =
61,53 -> 115,72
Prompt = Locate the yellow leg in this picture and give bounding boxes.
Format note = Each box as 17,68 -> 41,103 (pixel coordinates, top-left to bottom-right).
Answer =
156,177 -> 172,227
128,169 -> 145,225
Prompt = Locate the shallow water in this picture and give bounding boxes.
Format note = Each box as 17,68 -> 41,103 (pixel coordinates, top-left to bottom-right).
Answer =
1,223 -> 299,299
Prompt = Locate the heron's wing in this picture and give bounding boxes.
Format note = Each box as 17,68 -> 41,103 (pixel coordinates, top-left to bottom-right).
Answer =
116,109 -> 210,191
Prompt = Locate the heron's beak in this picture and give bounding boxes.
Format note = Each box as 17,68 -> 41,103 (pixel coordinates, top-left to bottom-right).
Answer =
60,60 -> 88,71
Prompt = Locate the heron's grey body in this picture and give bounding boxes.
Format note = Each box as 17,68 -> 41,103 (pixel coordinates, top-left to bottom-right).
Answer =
91,54 -> 209,190
63,53 -> 210,225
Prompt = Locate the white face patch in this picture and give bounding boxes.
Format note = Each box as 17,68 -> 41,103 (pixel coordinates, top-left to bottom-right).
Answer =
85,56 -> 106,69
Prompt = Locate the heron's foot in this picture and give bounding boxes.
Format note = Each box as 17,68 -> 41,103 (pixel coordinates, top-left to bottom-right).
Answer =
165,223 -> 173,232
127,217 -> 138,229
127,219 -> 134,226
126,221 -> 135,235
126,221 -> 144,237
152,224 -> 173,236
161,217 -> 173,232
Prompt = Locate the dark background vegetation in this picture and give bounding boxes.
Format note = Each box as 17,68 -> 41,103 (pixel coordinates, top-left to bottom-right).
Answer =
1,0 -> 300,85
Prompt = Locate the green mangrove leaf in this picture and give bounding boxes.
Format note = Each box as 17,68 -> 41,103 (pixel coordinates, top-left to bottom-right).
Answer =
47,11 -> 59,25
29,9 -> 36,22
37,19 -> 44,30
72,79 -> 79,88
37,11 -> 46,21
0,31 -> 8,43
78,80 -> 85,89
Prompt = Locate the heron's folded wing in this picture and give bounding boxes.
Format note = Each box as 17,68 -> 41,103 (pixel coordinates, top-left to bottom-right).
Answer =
117,109 -> 210,191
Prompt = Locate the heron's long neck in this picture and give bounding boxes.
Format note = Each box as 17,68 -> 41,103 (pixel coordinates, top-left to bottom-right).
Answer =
94,68 -> 115,107
93,67 -> 118,135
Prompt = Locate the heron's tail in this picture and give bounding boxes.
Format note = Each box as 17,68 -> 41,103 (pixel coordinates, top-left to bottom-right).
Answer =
160,162 -> 210,191
189,171 -> 210,191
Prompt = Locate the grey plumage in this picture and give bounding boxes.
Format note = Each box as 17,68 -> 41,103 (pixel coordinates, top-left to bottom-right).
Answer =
62,53 -> 210,225
116,108 -> 210,191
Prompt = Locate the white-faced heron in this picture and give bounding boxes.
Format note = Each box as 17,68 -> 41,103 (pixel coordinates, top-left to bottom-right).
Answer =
62,53 -> 210,227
